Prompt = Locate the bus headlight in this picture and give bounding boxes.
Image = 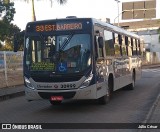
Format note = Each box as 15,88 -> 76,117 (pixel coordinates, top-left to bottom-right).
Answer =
80,73 -> 93,89
24,77 -> 35,90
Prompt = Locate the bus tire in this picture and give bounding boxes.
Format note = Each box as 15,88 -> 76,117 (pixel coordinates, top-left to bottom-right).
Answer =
49,100 -> 62,105
128,72 -> 135,90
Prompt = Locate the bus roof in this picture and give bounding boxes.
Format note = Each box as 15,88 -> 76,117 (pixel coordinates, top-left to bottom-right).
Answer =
26,17 -> 140,39
92,18 -> 140,39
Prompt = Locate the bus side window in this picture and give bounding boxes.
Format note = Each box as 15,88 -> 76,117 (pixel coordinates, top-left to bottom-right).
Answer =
118,34 -> 122,56
136,39 -> 140,55
114,33 -> 121,56
122,35 -> 127,56
128,37 -> 132,56
135,39 -> 138,55
104,30 -> 114,56
98,36 -> 104,57
94,35 -> 104,59
131,38 -> 134,56
138,40 -> 142,55
132,39 -> 137,55
125,36 -> 128,56
113,33 -> 115,43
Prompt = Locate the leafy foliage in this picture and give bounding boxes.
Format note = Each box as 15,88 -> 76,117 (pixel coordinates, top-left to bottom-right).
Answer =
0,0 -> 21,51
0,0 -> 15,23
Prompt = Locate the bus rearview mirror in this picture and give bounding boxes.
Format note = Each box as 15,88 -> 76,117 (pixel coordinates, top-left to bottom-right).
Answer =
98,36 -> 104,48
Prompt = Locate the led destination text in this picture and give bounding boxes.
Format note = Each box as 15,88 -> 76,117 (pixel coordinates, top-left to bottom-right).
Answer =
36,23 -> 83,32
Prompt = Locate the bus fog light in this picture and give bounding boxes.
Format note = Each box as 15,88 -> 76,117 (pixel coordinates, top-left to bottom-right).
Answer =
80,73 -> 93,89
24,77 -> 35,90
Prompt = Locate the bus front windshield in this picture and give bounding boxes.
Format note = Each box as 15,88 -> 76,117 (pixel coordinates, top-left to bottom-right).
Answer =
25,34 -> 91,74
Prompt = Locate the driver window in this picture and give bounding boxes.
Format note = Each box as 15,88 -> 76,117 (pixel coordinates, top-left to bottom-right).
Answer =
97,36 -> 103,57
94,35 -> 104,59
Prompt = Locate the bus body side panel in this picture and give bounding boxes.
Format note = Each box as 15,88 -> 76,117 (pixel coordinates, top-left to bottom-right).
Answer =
113,57 -> 126,91
95,63 -> 109,99
73,84 -> 97,99
135,57 -> 142,80
130,57 -> 142,80
122,57 -> 133,87
113,77 -> 120,91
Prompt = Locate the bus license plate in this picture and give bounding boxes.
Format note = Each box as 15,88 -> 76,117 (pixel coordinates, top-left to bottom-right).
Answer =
51,96 -> 63,101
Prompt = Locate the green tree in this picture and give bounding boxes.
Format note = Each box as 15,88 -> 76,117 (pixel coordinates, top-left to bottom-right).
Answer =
0,0 -> 21,50
1,0 -> 15,23
3,24 -> 21,51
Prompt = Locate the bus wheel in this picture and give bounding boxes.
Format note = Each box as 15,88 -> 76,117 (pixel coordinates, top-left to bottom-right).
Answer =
49,100 -> 62,105
128,73 -> 135,90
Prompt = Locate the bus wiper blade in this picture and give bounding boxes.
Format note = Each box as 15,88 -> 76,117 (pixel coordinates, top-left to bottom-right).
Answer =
60,34 -> 73,50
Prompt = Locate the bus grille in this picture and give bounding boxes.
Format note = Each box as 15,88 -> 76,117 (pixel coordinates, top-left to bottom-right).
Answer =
32,76 -> 82,82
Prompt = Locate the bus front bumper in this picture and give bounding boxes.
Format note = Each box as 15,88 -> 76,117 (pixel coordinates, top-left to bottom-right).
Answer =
25,84 -> 97,101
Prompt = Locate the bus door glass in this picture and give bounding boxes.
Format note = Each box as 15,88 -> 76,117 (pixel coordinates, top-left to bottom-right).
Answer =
94,29 -> 106,83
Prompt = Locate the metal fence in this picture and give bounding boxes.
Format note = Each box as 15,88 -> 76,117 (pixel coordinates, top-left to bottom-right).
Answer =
0,51 -> 23,88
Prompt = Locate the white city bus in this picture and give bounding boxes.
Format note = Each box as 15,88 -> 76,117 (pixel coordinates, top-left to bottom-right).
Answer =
14,17 -> 142,105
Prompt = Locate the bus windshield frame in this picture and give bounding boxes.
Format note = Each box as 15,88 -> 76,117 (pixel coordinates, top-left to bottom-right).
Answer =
24,31 -> 92,75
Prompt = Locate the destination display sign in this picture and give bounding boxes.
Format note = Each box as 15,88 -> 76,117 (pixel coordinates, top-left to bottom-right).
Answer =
35,23 -> 83,32
31,62 -> 55,71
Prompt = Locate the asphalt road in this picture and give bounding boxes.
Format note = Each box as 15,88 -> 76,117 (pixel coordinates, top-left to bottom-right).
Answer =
0,68 -> 160,132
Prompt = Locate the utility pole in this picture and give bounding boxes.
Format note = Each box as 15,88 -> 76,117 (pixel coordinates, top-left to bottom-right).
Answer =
115,0 -> 120,26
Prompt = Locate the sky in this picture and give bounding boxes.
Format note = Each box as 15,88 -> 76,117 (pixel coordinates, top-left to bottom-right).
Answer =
12,0 -> 160,30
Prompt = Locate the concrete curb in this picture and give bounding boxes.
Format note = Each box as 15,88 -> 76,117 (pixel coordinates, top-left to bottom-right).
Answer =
0,91 -> 25,102
0,85 -> 25,102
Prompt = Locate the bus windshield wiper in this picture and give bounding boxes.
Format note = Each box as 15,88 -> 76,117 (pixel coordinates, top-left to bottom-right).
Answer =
60,34 -> 73,50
